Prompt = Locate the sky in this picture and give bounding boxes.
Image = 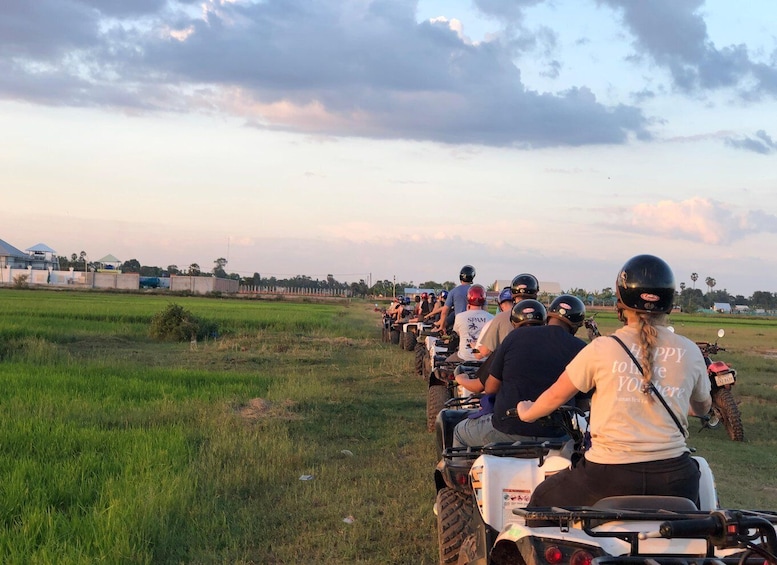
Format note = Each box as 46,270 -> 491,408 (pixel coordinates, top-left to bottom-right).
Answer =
2,0 -> 777,296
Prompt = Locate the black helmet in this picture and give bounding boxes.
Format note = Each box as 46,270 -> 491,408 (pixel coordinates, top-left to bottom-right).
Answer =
548,294 -> 586,327
510,273 -> 539,299
510,299 -> 547,327
616,254 -> 675,314
459,265 -> 476,283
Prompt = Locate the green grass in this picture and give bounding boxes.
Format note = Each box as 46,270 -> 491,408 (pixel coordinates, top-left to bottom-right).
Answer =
0,289 -> 776,563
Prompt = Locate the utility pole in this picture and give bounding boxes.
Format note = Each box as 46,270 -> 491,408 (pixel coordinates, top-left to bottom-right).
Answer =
393,275 -> 396,298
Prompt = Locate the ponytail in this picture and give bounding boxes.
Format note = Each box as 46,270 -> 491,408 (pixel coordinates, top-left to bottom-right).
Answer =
634,312 -> 667,396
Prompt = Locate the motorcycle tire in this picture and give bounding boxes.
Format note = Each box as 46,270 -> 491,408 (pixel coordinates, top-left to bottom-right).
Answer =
399,331 -> 407,350
436,487 -> 473,565
427,385 -> 452,432
713,388 -> 744,442
390,329 -> 400,345
414,343 -> 425,376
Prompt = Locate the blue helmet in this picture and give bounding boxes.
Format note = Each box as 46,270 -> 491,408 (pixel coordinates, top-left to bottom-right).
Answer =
498,287 -> 513,304
439,290 -> 449,300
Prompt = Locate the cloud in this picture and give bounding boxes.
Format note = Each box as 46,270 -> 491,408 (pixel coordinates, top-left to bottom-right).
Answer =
599,0 -> 777,97
725,130 -> 777,155
0,0 -> 648,147
627,197 -> 777,244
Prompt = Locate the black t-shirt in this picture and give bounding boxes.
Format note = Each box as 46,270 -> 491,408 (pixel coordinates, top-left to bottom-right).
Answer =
490,325 -> 586,436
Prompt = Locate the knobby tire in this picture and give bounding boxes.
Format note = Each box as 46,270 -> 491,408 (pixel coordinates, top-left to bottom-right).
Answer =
428,385 -> 452,432
713,388 -> 744,441
437,487 -> 473,565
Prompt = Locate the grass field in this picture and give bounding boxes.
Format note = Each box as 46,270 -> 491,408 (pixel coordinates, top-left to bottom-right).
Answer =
1,289 -> 776,564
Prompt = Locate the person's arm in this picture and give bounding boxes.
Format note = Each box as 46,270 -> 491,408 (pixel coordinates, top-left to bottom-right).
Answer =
483,375 -> 501,395
435,305 -> 450,329
455,373 -> 485,393
516,371 -> 579,422
473,345 -> 492,359
690,395 -> 712,416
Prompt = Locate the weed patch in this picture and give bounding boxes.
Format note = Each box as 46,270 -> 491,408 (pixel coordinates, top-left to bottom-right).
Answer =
149,303 -> 217,342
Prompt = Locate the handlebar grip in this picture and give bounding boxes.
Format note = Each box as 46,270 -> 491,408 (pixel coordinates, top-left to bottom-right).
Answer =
505,408 -> 519,418
659,516 -> 721,539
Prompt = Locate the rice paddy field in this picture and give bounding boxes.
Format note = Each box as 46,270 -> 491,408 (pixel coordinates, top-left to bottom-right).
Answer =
1,289 -> 776,564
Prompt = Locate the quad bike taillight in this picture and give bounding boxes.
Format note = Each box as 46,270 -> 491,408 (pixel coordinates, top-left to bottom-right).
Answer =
544,546 -> 564,563
569,549 -> 595,565
543,546 -> 594,565
528,538 -> 604,565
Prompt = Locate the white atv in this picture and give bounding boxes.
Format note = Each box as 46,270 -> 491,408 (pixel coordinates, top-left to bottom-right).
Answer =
432,406 -> 775,565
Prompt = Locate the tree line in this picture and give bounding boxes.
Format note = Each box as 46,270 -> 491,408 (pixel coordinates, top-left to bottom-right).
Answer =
54,254 -> 776,310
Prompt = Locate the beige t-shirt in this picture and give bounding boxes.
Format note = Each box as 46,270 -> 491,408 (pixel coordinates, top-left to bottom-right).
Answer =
566,325 -> 710,464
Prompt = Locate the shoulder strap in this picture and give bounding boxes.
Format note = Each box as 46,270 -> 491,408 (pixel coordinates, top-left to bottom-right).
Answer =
610,335 -> 687,437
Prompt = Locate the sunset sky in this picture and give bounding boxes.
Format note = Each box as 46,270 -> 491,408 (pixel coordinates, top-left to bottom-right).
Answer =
3,0 -> 777,295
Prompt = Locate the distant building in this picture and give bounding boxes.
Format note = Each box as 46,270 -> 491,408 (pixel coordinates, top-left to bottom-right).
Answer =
97,254 -> 122,271
0,238 -> 30,269
713,302 -> 732,313
26,243 -> 60,270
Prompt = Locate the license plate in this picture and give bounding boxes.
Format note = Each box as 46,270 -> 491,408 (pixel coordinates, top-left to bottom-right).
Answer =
715,373 -> 735,386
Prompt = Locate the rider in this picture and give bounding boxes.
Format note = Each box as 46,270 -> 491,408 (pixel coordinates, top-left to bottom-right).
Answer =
456,287 -> 514,394
455,298 -> 583,447
474,273 -> 539,361
423,290 -> 448,324
445,284 -> 494,364
518,254 -> 712,507
434,265 -> 476,332
546,293 -> 587,337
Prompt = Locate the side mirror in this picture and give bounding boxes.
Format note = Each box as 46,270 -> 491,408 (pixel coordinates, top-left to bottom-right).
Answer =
717,329 -> 725,339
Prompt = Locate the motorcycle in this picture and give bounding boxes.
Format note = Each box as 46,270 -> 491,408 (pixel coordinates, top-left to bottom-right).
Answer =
696,329 -> 744,442
584,315 -> 602,341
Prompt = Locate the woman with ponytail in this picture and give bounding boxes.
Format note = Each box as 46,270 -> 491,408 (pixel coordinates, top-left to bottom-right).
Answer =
517,255 -> 712,508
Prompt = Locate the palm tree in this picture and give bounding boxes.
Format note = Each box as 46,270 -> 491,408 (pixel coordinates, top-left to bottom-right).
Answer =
705,276 -> 713,293
709,278 -> 716,292
680,282 -> 686,292
690,272 -> 698,289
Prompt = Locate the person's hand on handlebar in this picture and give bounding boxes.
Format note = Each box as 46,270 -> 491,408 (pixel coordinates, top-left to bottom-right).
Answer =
516,400 -> 537,422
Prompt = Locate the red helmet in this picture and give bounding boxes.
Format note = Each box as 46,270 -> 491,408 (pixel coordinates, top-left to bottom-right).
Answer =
421,292 -> 429,300
467,284 -> 487,306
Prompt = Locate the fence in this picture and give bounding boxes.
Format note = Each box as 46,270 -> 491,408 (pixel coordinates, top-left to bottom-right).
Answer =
0,267 -> 238,295
238,285 -> 352,297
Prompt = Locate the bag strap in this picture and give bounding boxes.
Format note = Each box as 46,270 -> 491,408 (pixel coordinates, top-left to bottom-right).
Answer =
610,335 -> 687,437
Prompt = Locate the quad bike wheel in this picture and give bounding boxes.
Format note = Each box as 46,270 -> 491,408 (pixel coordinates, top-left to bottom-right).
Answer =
422,353 -> 432,381
427,384 -> 453,432
390,328 -> 400,345
414,342 -> 425,376
713,388 -> 744,441
399,331 -> 407,350
405,330 -> 417,351
436,487 -> 473,565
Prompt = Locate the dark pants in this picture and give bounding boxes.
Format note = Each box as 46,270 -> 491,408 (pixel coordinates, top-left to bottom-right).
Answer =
529,452 -> 700,508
